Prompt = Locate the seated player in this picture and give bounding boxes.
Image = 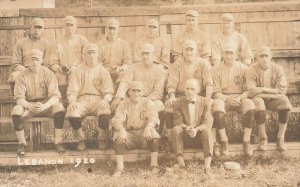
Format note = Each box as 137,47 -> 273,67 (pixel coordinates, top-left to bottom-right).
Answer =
111,81 -> 161,176
171,79 -> 214,175
212,42 -> 256,157
11,49 -> 65,155
246,46 -> 293,151
66,43 -> 114,151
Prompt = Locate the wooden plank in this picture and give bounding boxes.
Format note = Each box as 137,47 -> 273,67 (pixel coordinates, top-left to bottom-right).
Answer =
0,142 -> 299,166
19,7 -> 160,17
0,9 -> 19,18
160,1 -> 300,14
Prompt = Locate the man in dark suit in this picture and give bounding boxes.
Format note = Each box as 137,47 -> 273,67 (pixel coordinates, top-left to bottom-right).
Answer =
171,79 -> 213,174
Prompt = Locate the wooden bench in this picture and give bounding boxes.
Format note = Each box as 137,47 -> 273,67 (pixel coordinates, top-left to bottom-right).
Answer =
0,107 -> 299,152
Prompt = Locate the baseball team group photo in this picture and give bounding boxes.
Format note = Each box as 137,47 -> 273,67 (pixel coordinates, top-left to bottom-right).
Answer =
0,0 -> 299,186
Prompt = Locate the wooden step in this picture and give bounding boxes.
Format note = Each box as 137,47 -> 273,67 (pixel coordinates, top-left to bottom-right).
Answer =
0,142 -> 299,166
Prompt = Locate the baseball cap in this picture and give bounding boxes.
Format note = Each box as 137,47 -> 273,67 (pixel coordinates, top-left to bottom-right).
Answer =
63,16 -> 77,25
147,19 -> 159,27
183,40 -> 197,49
141,43 -> 154,53
185,10 -> 199,17
31,18 -> 44,28
107,18 -> 120,28
84,43 -> 98,53
222,42 -> 237,52
30,49 -> 43,59
130,81 -> 144,91
221,13 -> 235,22
257,46 -> 271,56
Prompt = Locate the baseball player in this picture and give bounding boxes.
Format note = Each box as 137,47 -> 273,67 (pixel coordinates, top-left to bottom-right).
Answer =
172,10 -> 211,62
66,44 -> 114,151
171,79 -> 213,175
111,43 -> 166,114
165,40 -> 213,151
8,18 -> 52,95
97,18 -> 133,84
134,19 -> 170,69
11,49 -> 65,155
211,13 -> 253,66
212,42 -> 256,157
111,81 -> 161,176
50,16 -> 88,107
246,46 -> 293,151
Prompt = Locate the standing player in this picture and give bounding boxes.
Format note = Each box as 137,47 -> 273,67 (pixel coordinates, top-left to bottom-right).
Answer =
211,13 -> 253,66
112,43 -> 166,113
97,18 -> 132,84
211,42 -> 256,157
246,46 -> 293,151
50,16 -> 88,106
172,10 -> 211,62
66,44 -> 114,151
11,49 -> 65,155
134,19 -> 170,69
8,18 -> 52,94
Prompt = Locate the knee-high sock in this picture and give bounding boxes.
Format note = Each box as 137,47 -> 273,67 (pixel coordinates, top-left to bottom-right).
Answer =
55,129 -> 63,144
150,152 -> 158,167
243,128 -> 252,142
258,123 -> 267,140
116,155 -> 124,171
76,128 -> 85,141
277,123 -> 287,140
204,156 -> 212,170
16,130 -> 26,145
218,128 -> 228,142
211,128 -> 217,143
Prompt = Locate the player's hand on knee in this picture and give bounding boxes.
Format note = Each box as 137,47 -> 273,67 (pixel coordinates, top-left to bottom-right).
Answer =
34,102 -> 50,112
111,97 -> 122,112
115,128 -> 127,144
28,103 -> 37,113
99,99 -> 109,108
68,101 -> 77,111
165,98 -> 175,109
226,96 -> 240,107
143,127 -> 153,141
249,88 -> 263,98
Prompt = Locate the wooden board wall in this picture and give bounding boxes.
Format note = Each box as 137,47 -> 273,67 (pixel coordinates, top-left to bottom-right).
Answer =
0,1 -> 299,109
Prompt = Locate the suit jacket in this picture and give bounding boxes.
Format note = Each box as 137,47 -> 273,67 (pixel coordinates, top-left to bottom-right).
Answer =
173,95 -> 213,128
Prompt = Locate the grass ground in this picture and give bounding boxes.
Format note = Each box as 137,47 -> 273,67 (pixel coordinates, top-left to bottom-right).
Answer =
0,155 -> 299,187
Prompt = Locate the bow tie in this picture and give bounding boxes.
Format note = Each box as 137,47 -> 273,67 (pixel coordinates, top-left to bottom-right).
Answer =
188,100 -> 195,104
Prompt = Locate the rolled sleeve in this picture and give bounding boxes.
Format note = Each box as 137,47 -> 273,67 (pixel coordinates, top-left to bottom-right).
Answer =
173,100 -> 185,127
212,67 -> 222,95
116,67 -> 134,98
200,98 -> 213,128
111,102 -> 127,130
146,100 -> 160,125
211,36 -> 222,65
239,35 -> 253,65
67,70 -> 81,103
14,74 -> 27,101
47,71 -> 62,99
12,41 -> 25,71
276,66 -> 288,94
245,68 -> 258,91
148,69 -> 166,100
166,63 -> 179,94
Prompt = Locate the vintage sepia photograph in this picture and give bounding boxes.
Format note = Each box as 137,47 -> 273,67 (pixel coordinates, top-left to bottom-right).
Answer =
0,0 -> 299,186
